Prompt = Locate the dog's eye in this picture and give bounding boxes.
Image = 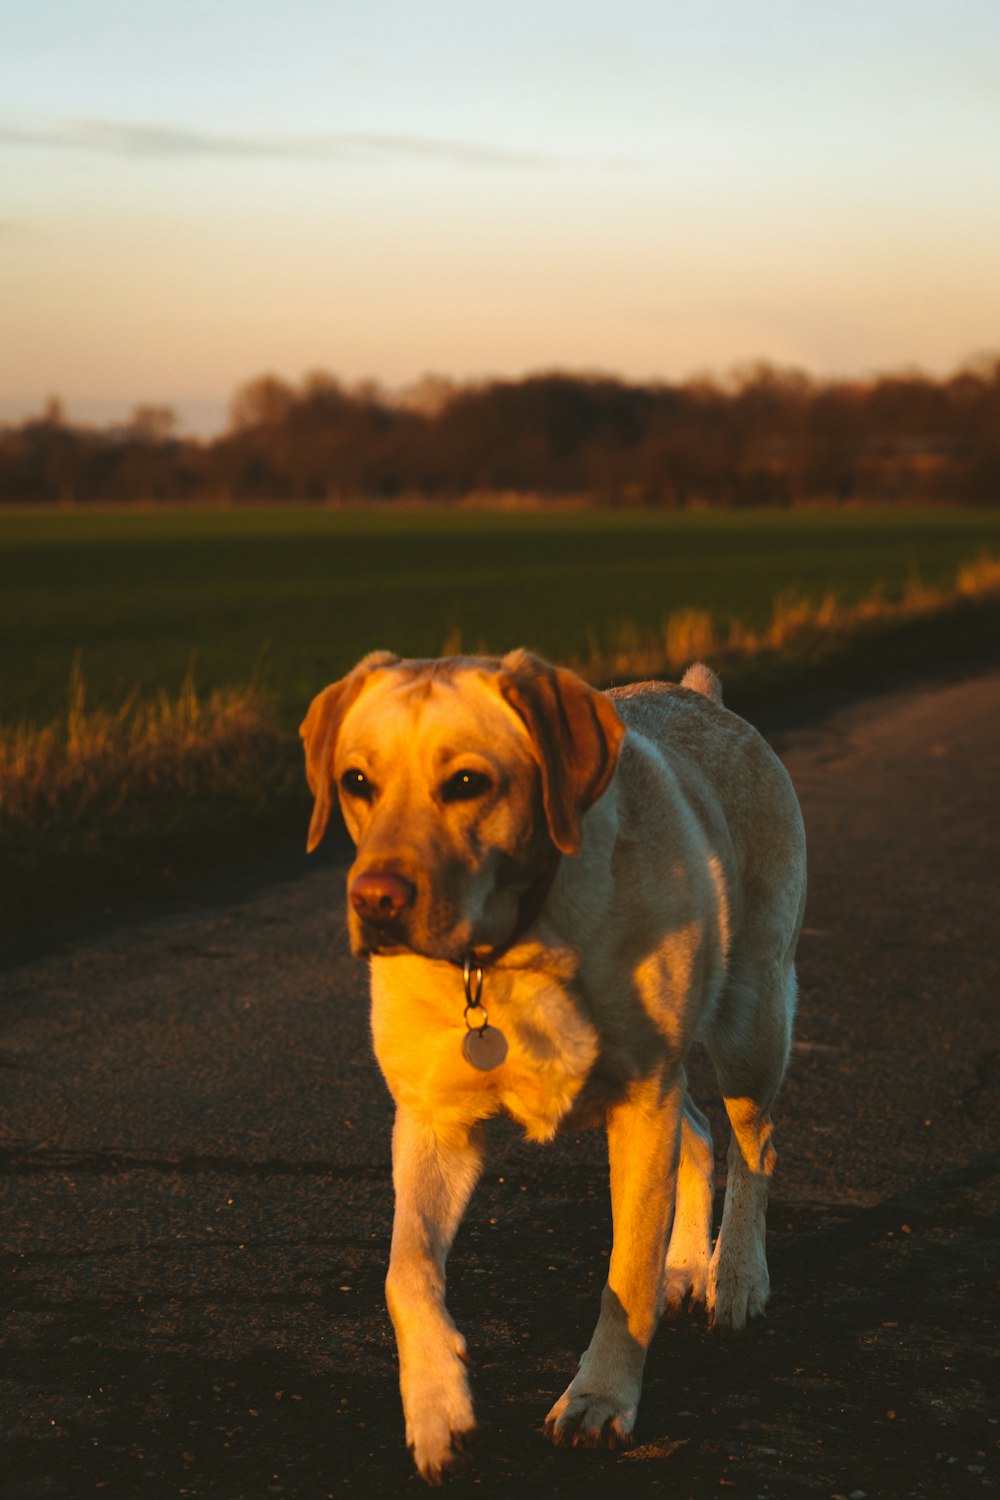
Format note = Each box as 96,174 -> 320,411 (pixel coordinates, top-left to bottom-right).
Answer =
340,769 -> 376,803
441,769 -> 493,804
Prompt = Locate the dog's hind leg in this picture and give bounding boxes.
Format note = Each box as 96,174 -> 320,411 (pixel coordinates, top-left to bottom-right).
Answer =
663,1089 -> 715,1316
705,963 -> 796,1334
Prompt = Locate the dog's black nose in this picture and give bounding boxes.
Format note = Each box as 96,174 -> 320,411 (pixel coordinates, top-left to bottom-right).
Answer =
350,869 -> 416,924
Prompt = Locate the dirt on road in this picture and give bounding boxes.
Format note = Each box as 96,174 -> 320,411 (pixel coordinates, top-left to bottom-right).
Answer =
2,668 -> 998,1499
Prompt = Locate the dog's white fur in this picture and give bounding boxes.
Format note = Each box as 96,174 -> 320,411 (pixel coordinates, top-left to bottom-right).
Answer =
301,651 -> 806,1483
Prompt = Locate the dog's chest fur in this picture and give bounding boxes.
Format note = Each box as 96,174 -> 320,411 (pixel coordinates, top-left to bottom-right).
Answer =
370,954 -> 604,1142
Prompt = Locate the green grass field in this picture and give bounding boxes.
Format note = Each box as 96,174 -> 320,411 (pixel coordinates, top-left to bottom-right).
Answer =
4,505 -> 1000,731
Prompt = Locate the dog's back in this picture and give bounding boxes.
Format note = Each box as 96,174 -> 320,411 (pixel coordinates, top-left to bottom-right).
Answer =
607,671 -> 806,963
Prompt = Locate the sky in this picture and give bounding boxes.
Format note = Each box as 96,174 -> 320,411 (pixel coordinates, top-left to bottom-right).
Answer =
2,0 -> 1000,434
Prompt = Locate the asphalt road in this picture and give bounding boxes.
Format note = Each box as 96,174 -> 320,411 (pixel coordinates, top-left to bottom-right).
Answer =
2,667 -> 998,1500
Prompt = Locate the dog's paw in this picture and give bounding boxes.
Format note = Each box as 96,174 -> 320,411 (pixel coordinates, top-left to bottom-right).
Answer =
408,1412 -> 475,1486
401,1338 -> 476,1484
544,1382 -> 637,1451
406,1393 -> 475,1484
662,1259 -> 709,1318
706,1242 -> 769,1335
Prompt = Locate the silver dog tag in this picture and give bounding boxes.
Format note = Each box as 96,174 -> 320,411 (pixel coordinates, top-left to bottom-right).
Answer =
462,1025 -> 508,1071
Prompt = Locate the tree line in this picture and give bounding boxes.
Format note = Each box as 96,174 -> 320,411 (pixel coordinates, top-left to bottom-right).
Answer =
3,360 -> 999,506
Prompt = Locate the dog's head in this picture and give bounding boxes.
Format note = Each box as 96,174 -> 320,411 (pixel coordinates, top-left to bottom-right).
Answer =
300,650 -> 625,961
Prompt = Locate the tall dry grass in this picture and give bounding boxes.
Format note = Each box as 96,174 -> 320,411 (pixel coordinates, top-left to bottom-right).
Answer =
1,657 -> 291,877
574,552 -> 1000,684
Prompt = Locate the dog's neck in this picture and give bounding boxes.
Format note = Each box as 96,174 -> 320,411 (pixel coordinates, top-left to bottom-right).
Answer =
461,846 -> 563,969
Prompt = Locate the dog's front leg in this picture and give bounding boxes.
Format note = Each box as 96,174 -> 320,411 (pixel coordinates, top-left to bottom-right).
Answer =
385,1106 -> 484,1484
546,1071 -> 683,1450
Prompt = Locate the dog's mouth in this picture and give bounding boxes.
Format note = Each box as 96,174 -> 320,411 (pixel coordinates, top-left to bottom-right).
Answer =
351,912 -> 471,965
358,938 -> 470,967
352,911 -> 413,959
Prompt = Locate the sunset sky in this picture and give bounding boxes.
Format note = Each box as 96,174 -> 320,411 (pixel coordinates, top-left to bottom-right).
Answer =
3,0 -> 1000,434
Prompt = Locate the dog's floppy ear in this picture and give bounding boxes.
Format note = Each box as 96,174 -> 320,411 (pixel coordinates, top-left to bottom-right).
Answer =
299,651 -> 398,853
498,650 -> 625,856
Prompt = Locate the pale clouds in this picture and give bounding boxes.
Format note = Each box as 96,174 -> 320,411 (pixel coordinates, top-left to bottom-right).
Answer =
0,116 -> 550,169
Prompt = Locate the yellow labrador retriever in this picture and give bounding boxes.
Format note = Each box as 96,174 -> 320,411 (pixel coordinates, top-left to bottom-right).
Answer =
301,650 -> 806,1483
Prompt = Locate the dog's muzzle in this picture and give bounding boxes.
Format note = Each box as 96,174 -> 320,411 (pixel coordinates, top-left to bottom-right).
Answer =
348,868 -> 419,954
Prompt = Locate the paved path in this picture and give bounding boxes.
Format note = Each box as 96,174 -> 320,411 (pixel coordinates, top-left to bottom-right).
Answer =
2,669 -> 998,1499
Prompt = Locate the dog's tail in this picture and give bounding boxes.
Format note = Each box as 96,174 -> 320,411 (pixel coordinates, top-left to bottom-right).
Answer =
680,661 -> 723,706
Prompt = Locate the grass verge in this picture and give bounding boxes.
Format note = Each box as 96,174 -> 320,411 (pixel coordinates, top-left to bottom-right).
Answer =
2,554 -> 998,940
575,552 -> 1000,694
1,662 -> 305,937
